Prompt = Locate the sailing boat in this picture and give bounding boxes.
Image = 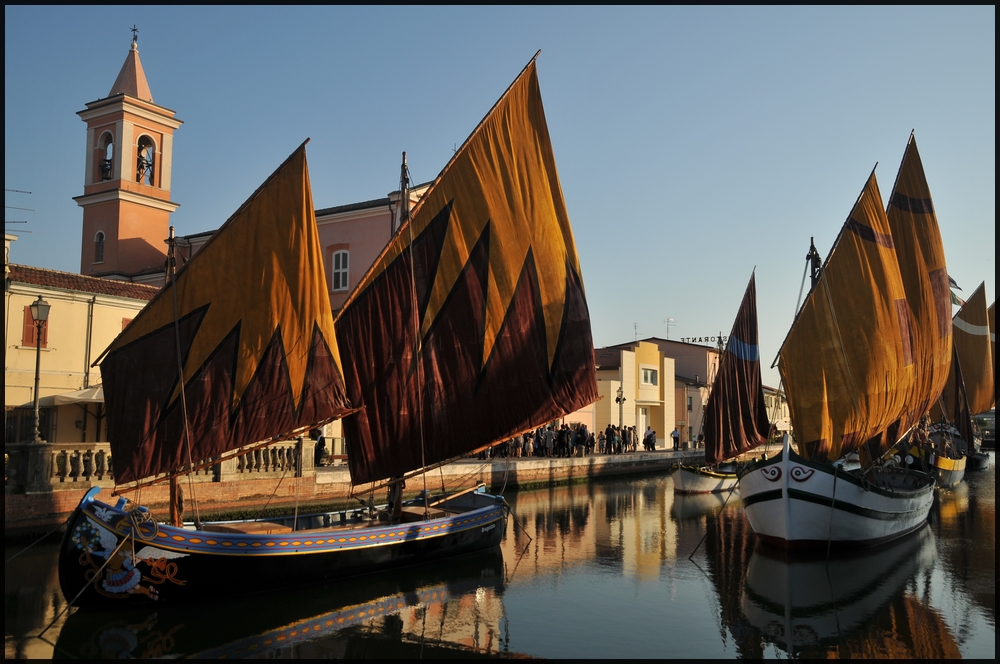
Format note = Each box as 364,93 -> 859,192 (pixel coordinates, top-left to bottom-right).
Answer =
57,55 -> 597,605
930,282 -> 994,476
739,135 -> 943,548
674,273 -> 770,493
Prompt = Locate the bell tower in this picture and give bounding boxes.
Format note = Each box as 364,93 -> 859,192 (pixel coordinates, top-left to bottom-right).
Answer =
75,32 -> 182,279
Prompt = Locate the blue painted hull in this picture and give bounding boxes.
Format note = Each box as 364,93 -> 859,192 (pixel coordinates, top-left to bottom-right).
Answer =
58,487 -> 506,606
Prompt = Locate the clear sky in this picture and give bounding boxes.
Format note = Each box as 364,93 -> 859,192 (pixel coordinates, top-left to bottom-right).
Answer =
5,6 -> 995,387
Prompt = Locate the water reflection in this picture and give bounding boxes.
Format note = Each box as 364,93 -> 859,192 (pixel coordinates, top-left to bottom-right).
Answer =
5,460 -> 995,658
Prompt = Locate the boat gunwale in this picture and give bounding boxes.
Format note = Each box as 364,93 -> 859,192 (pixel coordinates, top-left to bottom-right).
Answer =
742,446 -> 935,499
74,489 -> 506,558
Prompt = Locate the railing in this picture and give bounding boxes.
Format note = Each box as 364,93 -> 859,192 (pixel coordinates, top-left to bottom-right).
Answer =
4,438 -> 318,494
50,443 -> 114,485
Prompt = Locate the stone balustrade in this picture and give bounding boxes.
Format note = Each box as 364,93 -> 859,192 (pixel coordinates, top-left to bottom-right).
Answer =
4,438 -> 317,494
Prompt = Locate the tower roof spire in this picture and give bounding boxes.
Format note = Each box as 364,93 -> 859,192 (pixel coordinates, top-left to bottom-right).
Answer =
108,31 -> 153,102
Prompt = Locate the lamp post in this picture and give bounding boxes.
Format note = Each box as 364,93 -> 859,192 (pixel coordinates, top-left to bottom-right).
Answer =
30,295 -> 51,443
615,385 -> 625,428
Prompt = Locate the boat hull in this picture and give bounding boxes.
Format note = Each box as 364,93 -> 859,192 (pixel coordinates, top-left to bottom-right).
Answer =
966,450 -> 990,471
739,437 -> 934,549
673,465 -> 739,494
931,453 -> 966,488
58,487 -> 506,606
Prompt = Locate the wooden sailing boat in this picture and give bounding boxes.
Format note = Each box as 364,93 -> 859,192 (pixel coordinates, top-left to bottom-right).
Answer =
57,55 -> 597,605
739,135 -> 943,548
674,273 -> 770,493
930,282 -> 994,477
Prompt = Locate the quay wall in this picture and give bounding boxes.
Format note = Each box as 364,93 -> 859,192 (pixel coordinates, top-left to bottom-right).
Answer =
4,450 -> 704,539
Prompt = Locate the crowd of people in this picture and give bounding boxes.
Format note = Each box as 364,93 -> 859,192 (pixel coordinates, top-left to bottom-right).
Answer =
478,423 -> 672,459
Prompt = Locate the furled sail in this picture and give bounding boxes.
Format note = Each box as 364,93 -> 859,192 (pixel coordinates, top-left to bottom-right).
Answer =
778,172 -> 916,462
703,273 -> 770,464
938,345 -> 976,446
946,283 -> 994,416
335,58 -> 598,485
884,134 -> 952,434
100,145 -> 352,486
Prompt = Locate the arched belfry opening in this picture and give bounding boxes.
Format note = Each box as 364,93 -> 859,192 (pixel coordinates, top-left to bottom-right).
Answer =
99,132 -> 114,181
136,135 -> 155,185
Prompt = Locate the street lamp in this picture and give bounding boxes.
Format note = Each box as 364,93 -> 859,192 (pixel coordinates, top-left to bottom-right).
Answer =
615,385 -> 626,428
30,295 -> 51,443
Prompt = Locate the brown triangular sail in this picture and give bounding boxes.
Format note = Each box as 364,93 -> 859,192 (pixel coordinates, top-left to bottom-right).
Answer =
703,273 -> 770,464
947,283 -> 994,416
100,145 -> 352,486
990,301 -> 996,405
778,171 -> 916,462
335,58 -> 598,485
884,133 -> 952,434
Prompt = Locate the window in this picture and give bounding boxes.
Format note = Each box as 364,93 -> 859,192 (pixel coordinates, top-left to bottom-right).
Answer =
641,367 -> 658,386
94,231 -> 105,263
332,250 -> 349,291
22,306 -> 49,348
136,135 -> 155,185
5,407 -> 55,443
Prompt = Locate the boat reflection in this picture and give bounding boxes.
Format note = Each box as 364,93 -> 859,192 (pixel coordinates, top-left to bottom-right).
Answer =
54,548 -> 510,659
739,526 -> 962,656
671,491 -> 728,522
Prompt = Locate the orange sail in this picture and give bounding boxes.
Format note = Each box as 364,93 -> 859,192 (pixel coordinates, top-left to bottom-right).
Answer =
884,134 -> 953,433
948,283 -> 994,415
100,145 -> 352,486
335,59 -> 598,484
778,171 -> 916,461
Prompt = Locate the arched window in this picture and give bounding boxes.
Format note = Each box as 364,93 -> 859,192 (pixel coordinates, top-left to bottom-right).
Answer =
332,250 -> 349,291
94,231 -> 105,263
99,132 -> 114,181
136,135 -> 155,185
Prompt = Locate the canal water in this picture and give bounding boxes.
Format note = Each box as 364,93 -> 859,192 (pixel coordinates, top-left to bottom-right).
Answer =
5,456 -> 995,659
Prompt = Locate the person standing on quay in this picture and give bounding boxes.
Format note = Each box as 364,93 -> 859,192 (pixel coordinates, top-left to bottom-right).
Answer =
671,427 -> 680,450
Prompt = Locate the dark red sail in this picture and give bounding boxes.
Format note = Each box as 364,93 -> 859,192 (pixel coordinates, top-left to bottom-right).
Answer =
703,273 -> 770,464
335,60 -> 598,485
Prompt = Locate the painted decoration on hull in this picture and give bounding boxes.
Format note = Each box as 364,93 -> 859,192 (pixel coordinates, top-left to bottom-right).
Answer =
336,60 -> 598,484
98,146 -> 352,485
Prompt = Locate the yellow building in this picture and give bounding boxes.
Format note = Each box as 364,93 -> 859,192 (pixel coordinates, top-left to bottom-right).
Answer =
574,340 -> 677,449
5,234 -> 158,444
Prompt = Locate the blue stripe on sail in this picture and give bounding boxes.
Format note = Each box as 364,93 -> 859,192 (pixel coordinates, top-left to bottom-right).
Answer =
728,337 -> 759,362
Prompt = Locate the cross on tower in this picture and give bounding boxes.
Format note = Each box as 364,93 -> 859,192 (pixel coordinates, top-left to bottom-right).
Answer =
131,25 -> 139,44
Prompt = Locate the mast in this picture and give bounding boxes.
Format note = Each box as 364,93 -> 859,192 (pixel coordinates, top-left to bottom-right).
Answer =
167,226 -> 201,528
400,152 -> 429,518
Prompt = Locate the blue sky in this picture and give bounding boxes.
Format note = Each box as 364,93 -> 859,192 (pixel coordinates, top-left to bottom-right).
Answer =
5,6 -> 995,387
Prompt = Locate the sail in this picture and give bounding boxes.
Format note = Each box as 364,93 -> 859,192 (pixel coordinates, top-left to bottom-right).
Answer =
938,345 -> 976,445
100,145 -> 352,485
703,273 -> 769,464
990,301 -> 996,405
884,134 -> 952,433
950,283 -> 994,415
778,172 -> 915,462
335,59 -> 598,484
